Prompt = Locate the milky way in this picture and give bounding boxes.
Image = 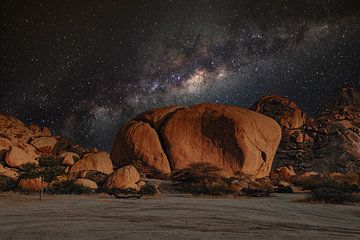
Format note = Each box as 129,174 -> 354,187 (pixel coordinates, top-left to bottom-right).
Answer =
1,0 -> 360,150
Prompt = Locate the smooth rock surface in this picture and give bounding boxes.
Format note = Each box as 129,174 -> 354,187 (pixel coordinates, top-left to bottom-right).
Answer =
104,165 -> 140,190
70,151 -> 113,175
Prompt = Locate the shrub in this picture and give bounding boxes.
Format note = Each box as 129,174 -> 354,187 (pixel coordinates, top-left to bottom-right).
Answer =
240,178 -> 274,197
49,180 -> 94,194
107,188 -> 142,199
0,176 -> 17,191
38,156 -> 64,167
20,161 -> 65,183
308,187 -> 360,204
241,188 -> 272,197
297,172 -> 360,193
172,162 -> 223,184
172,163 -> 238,196
139,184 -> 158,196
19,158 -> 66,199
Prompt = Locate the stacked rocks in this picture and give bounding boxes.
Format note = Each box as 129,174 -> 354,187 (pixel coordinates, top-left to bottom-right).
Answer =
253,87 -> 360,174
0,113 -> 142,192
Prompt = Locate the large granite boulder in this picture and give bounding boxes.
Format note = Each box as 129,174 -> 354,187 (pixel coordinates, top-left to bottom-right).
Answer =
111,121 -> 171,177
111,104 -> 282,178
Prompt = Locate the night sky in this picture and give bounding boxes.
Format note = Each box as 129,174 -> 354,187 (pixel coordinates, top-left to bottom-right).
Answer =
1,0 -> 360,150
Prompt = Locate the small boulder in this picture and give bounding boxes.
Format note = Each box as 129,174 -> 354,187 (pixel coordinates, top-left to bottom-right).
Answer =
70,151 -> 113,175
137,180 -> 146,189
74,178 -> 98,190
31,137 -> 58,155
42,127 -> 51,137
104,165 -> 140,190
271,166 -> 296,181
60,152 -> 79,166
5,146 -> 38,168
0,163 -> 19,181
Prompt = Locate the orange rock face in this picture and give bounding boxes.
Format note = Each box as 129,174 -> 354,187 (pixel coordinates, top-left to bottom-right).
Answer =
5,146 -> 38,168
162,104 -> 281,177
70,151 -> 113,175
111,104 -> 282,178
111,121 -> 171,176
104,165 -> 140,190
252,95 -> 306,129
31,137 -> 58,155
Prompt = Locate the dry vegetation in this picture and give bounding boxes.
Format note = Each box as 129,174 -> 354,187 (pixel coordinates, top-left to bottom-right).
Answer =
292,171 -> 360,204
172,163 -> 274,197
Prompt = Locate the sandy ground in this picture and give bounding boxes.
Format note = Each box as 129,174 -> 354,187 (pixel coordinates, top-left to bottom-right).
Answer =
0,193 -> 359,240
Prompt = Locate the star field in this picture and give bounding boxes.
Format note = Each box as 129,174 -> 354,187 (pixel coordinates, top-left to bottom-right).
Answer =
1,0 -> 360,150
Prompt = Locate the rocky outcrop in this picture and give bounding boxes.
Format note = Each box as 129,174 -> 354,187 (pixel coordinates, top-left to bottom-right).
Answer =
0,112 -> 115,193
307,88 -> 360,173
104,165 -> 140,190
111,104 -> 282,178
70,151 -> 113,175
328,87 -> 360,107
0,114 -> 51,146
255,87 -> 360,174
252,95 -> 306,129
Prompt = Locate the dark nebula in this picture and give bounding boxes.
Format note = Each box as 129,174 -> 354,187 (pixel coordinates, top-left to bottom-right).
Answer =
1,0 -> 360,150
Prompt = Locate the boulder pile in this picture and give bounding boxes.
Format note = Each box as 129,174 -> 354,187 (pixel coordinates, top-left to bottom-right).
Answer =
0,113 -> 143,193
253,87 -> 360,174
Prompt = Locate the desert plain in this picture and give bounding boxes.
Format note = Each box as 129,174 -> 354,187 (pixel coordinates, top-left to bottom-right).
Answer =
0,193 -> 359,240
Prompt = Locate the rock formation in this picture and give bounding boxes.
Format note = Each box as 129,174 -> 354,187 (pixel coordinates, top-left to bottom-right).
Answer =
111,103 -> 282,178
307,87 -> 360,173
254,87 -> 360,174
104,165 -> 140,190
0,113 -> 118,192
252,95 -> 306,129
111,121 -> 171,177
70,151 -> 113,175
